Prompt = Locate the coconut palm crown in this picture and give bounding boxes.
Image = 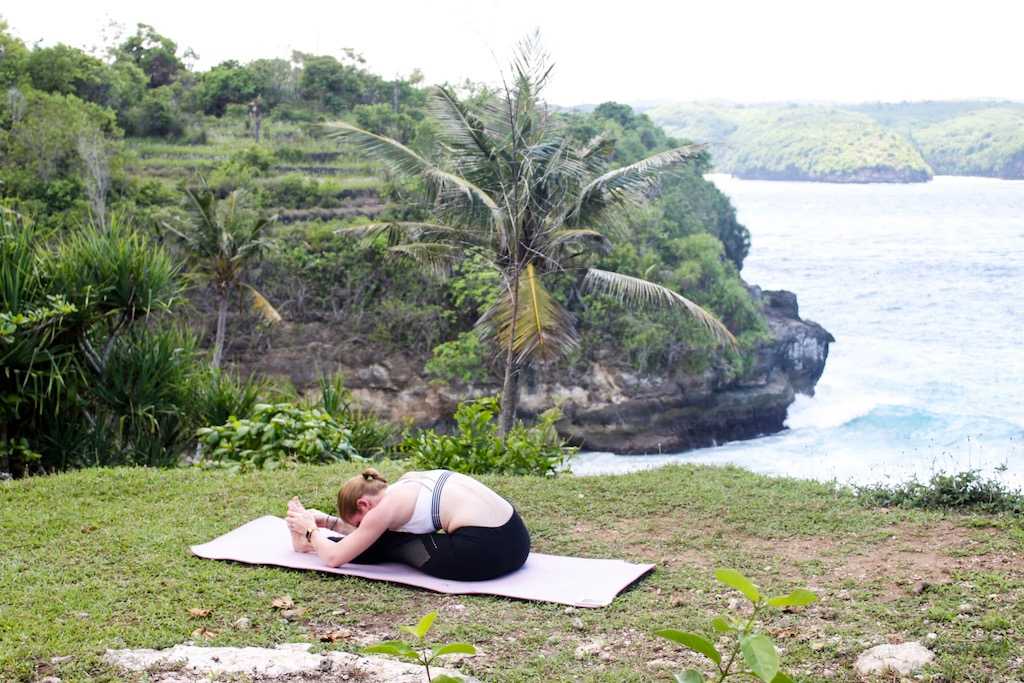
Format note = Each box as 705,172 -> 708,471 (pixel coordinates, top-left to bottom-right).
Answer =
322,34 -> 736,434
164,184 -> 281,368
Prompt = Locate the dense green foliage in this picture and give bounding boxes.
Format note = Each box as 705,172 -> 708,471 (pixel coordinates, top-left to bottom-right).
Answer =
855,469 -> 1024,514
402,396 -> 572,476
650,100 -> 1024,180
0,212 -> 219,474
196,402 -> 360,471
1,20 -> 770,474
650,103 -> 932,182
912,108 -> 1024,177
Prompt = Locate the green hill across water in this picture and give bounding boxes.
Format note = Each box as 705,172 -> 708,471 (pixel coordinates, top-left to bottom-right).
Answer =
649,100 -> 1024,182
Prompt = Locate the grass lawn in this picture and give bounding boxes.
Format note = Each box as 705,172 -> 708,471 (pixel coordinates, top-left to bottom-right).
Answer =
2,463 -> 1022,682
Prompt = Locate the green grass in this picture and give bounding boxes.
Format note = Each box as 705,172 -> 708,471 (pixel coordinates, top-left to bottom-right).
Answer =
2,463 -> 1022,681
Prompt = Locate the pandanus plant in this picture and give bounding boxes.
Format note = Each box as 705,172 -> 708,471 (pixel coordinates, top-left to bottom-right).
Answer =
323,34 -> 736,434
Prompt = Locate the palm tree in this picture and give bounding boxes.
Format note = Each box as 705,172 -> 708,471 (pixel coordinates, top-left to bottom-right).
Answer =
165,185 -> 281,368
323,34 -> 736,434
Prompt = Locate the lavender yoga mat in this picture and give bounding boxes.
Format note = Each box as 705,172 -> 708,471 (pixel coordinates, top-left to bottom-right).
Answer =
191,516 -> 654,608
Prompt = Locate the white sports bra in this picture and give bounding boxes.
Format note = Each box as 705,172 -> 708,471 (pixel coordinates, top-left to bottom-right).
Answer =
392,470 -> 454,534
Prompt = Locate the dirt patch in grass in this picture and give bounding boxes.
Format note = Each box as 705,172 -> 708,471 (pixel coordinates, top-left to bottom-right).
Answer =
603,512 -> 1023,603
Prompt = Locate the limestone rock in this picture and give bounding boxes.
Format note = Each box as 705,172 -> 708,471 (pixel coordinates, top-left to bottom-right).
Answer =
854,641 -> 935,676
232,287 -> 832,455
104,642 -> 478,682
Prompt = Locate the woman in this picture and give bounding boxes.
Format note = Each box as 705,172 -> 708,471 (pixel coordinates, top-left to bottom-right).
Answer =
285,468 -> 530,581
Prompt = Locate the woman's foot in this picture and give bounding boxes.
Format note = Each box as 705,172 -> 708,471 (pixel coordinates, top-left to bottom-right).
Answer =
288,497 -> 314,553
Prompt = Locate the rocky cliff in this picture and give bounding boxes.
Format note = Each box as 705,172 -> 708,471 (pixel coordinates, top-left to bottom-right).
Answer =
232,288 -> 833,455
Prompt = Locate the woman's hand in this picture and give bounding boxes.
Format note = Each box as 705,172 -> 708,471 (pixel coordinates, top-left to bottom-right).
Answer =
286,508 -> 317,536
289,497 -> 334,529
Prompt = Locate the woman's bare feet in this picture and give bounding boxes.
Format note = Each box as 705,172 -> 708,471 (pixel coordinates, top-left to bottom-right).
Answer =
288,496 -> 314,553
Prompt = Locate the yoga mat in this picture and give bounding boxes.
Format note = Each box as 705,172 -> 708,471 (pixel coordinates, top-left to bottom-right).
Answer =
191,516 -> 654,608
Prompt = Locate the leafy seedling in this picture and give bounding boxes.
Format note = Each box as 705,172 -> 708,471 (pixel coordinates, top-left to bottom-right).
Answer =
363,611 -> 475,682
656,568 -> 817,683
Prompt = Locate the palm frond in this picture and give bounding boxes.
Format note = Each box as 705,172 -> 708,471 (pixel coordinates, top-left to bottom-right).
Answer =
428,85 -> 500,166
571,144 -> 704,224
478,263 -> 579,365
387,242 -> 460,278
319,121 -> 502,225
337,222 -> 481,248
319,121 -> 431,177
241,284 -> 282,324
545,228 -> 609,248
582,268 -> 737,347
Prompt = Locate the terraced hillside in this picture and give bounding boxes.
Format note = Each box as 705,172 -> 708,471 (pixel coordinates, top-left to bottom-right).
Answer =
127,122 -> 389,221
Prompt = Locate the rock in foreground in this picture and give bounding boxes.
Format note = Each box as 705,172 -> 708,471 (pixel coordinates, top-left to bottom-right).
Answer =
854,641 -> 935,676
105,642 -> 477,682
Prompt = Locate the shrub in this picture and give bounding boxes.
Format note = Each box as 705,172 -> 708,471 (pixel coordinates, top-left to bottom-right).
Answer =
425,331 -> 490,384
403,396 -> 573,476
88,324 -> 199,468
207,145 -> 276,193
196,403 -> 360,472
1,212 -> 192,475
855,469 -> 1024,514
317,373 -> 397,459
191,368 -> 266,430
122,86 -> 187,139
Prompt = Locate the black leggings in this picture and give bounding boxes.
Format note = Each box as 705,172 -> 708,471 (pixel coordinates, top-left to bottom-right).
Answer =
333,510 -> 530,581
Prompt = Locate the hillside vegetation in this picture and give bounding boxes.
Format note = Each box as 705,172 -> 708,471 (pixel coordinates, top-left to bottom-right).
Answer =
650,103 -> 931,183
650,100 -> 1024,181
912,108 -> 1024,177
0,21 -> 766,475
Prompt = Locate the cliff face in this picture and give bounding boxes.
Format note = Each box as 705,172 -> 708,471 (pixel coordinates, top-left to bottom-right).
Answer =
232,288 -> 833,455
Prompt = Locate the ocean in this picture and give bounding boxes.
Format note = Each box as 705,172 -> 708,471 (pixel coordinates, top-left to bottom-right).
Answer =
571,175 -> 1024,487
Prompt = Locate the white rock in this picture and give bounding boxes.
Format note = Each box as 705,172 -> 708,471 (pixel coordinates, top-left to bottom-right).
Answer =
574,637 -> 606,660
104,643 -> 479,682
854,642 -> 935,676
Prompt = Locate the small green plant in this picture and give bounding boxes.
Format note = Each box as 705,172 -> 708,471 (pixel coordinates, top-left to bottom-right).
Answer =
316,373 -> 397,458
363,611 -> 475,682
402,396 -> 573,476
195,402 -> 359,471
855,468 -> 1024,514
656,568 -> 817,683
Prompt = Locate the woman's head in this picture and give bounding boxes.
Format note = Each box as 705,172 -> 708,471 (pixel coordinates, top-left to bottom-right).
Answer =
337,467 -> 388,525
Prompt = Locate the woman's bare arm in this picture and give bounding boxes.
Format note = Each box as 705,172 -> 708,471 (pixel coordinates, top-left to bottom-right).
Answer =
306,508 -> 357,534
308,504 -> 394,567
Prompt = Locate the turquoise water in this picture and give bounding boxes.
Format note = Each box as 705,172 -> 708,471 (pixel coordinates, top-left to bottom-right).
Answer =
572,175 -> 1024,486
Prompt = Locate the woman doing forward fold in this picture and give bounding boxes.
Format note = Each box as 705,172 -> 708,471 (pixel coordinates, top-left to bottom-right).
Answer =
285,468 -> 530,581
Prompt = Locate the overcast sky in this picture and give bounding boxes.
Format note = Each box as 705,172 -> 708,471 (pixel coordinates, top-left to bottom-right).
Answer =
5,0 -> 1023,106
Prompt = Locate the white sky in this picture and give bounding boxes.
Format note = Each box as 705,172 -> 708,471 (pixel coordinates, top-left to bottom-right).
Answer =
5,0 -> 1024,106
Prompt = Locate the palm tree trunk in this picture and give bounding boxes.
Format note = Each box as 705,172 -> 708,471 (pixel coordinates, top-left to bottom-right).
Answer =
498,270 -> 521,436
212,291 -> 229,369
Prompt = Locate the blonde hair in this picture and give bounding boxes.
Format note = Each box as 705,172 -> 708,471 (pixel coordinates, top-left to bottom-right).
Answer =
338,467 -> 388,522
